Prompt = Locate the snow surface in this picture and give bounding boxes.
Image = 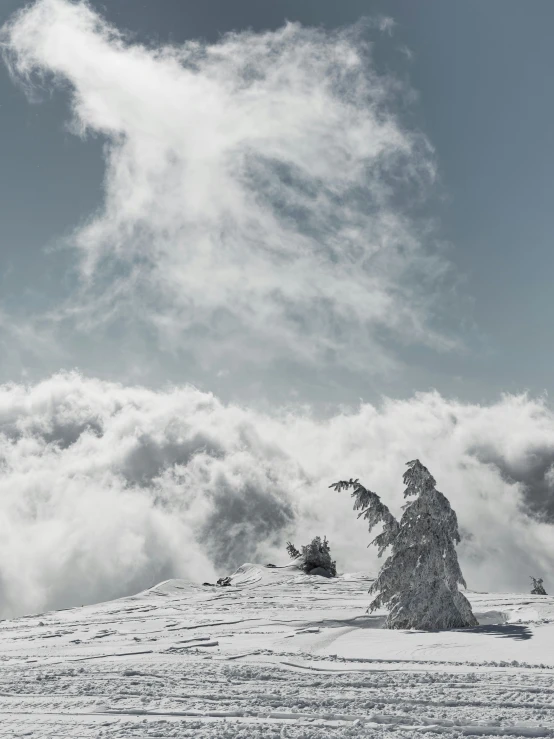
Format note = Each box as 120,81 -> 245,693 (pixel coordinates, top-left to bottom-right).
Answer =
2,563 -> 554,737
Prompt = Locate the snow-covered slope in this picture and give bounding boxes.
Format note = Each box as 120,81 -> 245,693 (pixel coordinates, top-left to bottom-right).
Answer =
1,564 -> 554,737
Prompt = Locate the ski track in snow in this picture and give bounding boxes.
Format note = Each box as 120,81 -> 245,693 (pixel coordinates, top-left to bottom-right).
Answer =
2,564 -> 554,737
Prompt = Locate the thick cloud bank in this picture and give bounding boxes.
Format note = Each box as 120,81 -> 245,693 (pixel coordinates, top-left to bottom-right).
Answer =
2,0 -> 452,376
1,373 -> 554,617
0,373 -> 298,617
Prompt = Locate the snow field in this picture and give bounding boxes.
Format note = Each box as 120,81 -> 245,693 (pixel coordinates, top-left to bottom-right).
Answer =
1,564 -> 554,737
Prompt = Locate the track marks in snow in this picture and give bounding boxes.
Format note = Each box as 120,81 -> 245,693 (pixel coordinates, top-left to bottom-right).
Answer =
4,658 -> 554,737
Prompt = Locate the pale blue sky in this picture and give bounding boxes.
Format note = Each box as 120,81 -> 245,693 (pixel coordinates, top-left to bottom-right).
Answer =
1,0 -> 553,408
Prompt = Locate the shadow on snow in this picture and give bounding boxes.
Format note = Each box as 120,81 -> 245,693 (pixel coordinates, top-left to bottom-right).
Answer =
463,623 -> 533,641
405,623 -> 532,641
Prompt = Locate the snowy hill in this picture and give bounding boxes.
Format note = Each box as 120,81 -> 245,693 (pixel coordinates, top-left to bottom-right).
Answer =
1,565 -> 554,737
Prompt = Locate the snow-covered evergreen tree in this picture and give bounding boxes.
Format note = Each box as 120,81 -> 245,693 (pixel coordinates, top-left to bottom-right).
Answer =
530,577 -> 547,595
301,535 -> 337,577
331,460 -> 477,630
286,536 -> 336,576
286,541 -> 300,560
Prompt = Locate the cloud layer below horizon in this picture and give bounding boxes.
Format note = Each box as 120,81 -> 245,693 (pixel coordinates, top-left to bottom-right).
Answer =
1,0 -> 454,379
1,372 -> 554,618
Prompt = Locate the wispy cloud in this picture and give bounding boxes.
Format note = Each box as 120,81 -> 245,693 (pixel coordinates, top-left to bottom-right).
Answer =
0,308 -> 66,381
1,373 -> 554,617
2,0 -> 454,376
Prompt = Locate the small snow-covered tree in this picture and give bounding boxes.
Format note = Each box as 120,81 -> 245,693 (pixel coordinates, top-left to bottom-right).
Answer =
530,577 -> 547,595
286,536 -> 336,576
331,460 -> 477,630
286,541 -> 300,560
301,536 -> 337,577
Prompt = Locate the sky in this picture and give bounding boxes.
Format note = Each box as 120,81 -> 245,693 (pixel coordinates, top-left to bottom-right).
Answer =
2,0 -> 554,405
2,0 -> 554,616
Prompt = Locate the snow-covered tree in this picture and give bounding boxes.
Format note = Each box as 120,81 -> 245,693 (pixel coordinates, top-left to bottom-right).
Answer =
530,577 -> 547,595
286,536 -> 336,576
302,535 -> 337,576
331,460 -> 477,630
286,541 -> 300,560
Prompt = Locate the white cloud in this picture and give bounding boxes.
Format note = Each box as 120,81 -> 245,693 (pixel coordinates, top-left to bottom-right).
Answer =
2,0 -> 454,375
1,373 -> 554,618
0,372 -> 297,617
